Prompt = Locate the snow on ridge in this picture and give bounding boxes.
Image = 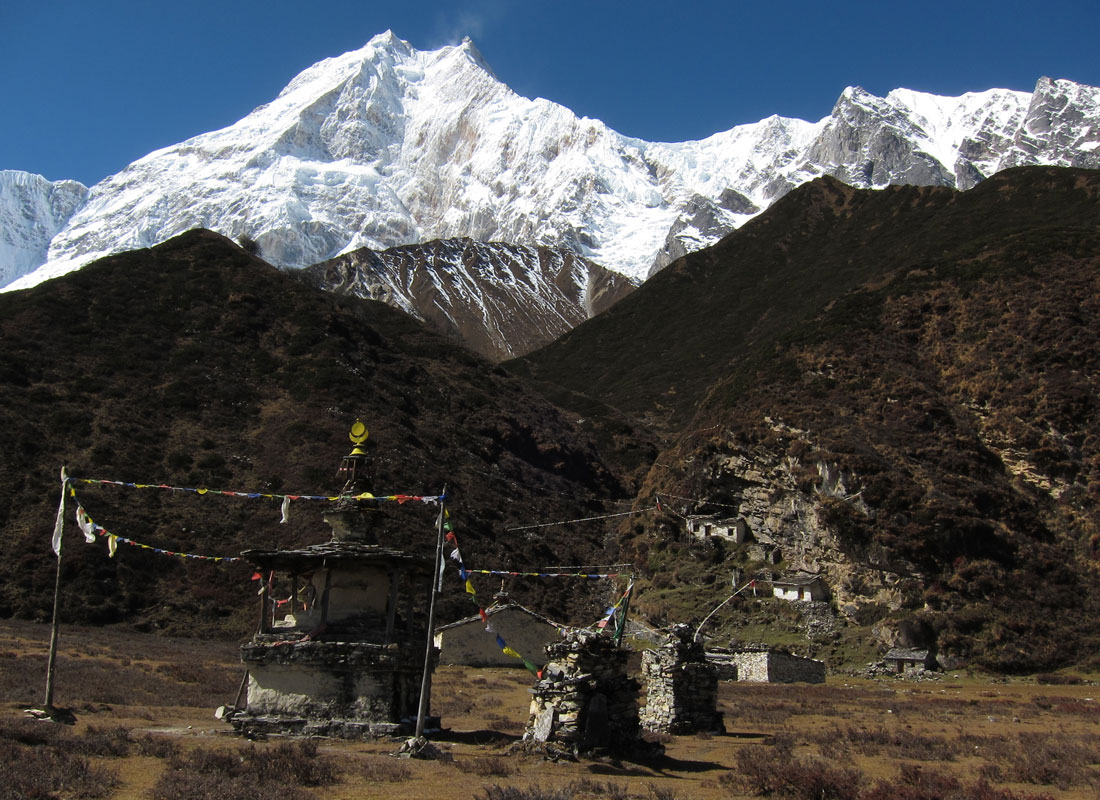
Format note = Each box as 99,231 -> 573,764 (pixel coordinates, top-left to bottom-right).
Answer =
5,31 -> 1100,293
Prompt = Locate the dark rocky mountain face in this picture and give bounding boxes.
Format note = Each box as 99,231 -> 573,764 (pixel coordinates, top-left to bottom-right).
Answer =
302,237 -> 634,361
514,167 -> 1100,672
0,230 -> 630,636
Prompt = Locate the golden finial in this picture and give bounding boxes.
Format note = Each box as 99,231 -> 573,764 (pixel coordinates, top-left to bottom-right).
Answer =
349,419 -> 369,454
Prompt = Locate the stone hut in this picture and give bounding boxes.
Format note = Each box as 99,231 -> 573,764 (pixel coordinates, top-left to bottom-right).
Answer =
771,573 -> 830,602
707,644 -> 826,684
640,625 -> 724,734
883,647 -> 937,674
523,629 -> 640,753
229,422 -> 438,739
434,602 -> 561,667
686,514 -> 749,543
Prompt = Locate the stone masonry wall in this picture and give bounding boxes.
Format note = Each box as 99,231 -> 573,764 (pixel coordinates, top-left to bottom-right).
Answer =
523,629 -> 639,753
640,625 -> 723,734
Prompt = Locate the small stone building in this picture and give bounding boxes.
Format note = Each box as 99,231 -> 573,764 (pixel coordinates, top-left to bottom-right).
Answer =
640,625 -> 723,734
883,647 -> 937,674
771,573 -> 830,602
686,514 -> 749,543
707,644 -> 826,684
524,629 -> 640,753
229,423 -> 437,739
434,603 -> 561,667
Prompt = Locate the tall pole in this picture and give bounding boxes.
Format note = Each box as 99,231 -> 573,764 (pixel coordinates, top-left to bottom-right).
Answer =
43,541 -> 64,710
44,470 -> 68,711
414,487 -> 446,739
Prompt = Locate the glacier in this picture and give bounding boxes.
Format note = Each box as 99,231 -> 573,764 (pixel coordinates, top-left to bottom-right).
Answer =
3,32 -> 1099,292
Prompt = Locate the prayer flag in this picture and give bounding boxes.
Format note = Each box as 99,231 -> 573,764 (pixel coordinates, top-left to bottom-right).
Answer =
76,505 -> 97,543
280,495 -> 290,524
502,646 -> 521,659
51,467 -> 68,557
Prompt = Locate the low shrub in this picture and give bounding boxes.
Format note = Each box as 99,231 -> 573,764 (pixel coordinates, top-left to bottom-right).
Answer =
149,772 -> 314,800
359,756 -> 413,782
0,739 -> 119,799
477,785 -> 571,800
456,756 -> 516,777
1034,672 -> 1083,685
72,724 -> 133,757
862,765 -> 1058,800
724,744 -> 862,800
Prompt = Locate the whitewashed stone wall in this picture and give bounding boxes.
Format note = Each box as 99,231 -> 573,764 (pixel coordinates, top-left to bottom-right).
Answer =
707,646 -> 825,684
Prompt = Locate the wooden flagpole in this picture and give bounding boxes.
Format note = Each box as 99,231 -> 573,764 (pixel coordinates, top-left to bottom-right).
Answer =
414,487 -> 446,740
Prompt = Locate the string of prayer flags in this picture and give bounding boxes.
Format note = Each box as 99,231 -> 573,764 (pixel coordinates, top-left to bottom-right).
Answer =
505,505 -> 658,532
595,580 -> 635,631
464,568 -> 622,579
65,484 -> 241,563
75,476 -> 443,505
443,526 -> 542,677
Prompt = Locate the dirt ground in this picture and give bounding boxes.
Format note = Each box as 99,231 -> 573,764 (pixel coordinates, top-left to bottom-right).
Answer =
2,618 -> 1098,799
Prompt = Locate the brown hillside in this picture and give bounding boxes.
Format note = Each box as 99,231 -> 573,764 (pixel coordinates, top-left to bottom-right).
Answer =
0,230 -> 630,637
515,166 -> 1100,672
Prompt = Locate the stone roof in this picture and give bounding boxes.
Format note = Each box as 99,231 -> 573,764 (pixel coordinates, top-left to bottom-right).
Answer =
240,540 -> 434,572
884,648 -> 931,661
772,573 -> 827,587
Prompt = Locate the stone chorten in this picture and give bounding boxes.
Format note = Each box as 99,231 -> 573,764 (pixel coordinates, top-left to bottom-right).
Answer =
229,421 -> 438,739
523,628 -> 640,754
639,624 -> 724,734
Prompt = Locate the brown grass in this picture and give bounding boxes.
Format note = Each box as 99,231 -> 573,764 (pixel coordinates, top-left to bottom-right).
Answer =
1,619 -> 1099,799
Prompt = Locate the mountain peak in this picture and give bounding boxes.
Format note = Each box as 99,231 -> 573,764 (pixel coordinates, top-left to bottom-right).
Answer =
4,36 -> 1099,292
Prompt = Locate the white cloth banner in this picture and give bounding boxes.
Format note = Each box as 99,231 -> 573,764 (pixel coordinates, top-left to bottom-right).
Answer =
51,467 -> 69,557
75,505 -> 97,543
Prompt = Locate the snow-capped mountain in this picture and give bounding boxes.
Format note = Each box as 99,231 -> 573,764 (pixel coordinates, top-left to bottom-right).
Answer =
0,171 -> 87,288
4,32 -> 1099,294
301,238 -> 634,360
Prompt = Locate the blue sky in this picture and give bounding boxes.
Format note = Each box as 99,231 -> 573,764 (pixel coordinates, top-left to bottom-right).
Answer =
3,0 -> 1098,187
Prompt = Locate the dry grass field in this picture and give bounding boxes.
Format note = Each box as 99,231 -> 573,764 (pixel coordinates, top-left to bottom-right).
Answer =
1,618 -> 1097,800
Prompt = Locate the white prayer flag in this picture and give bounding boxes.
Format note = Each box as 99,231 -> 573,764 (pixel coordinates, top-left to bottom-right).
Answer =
51,467 -> 69,557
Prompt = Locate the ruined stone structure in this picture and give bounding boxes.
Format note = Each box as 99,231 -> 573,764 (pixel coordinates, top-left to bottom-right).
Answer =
707,644 -> 826,684
229,421 -> 438,738
523,629 -> 639,753
883,647 -> 937,674
640,625 -> 724,734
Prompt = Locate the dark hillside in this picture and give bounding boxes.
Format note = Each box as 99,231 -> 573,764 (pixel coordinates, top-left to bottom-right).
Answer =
0,230 -> 628,637
510,168 -> 1100,438
594,167 -> 1100,672
512,166 -> 1100,673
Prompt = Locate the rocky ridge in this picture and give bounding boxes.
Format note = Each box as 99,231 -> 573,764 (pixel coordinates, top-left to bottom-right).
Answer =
0,171 -> 87,287
302,237 -> 634,360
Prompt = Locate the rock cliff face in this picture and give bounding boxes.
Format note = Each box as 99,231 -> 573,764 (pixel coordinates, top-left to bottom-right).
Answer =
999,77 -> 1100,172
0,171 -> 87,287
672,424 -> 922,620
